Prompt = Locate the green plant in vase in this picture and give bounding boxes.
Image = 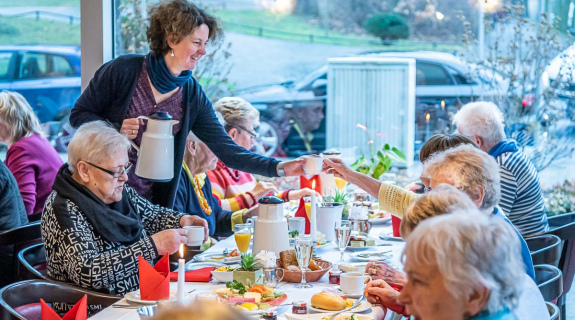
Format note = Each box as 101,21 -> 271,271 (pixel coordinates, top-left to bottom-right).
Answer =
351,123 -> 406,179
324,189 -> 350,219
233,253 -> 263,286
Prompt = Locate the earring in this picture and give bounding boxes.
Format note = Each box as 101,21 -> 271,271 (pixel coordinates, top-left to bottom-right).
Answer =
170,50 -> 174,57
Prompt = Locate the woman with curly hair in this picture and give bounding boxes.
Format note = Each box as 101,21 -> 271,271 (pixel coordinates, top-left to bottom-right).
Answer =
71,0 -> 305,209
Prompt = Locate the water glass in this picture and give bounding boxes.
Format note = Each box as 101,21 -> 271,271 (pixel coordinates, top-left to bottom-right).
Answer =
335,220 -> 352,263
294,235 -> 313,289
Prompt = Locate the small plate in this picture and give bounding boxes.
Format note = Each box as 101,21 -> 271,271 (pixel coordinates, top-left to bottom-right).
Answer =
378,232 -> 404,242
369,216 -> 392,225
334,286 -> 363,299
346,237 -> 379,251
185,261 -> 225,272
350,252 -> 392,262
286,312 -> 374,320
125,290 -> 186,305
308,298 -> 372,313
194,253 -> 239,264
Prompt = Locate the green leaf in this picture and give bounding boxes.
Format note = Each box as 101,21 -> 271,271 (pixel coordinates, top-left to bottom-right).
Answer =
383,144 -> 391,151
392,147 -> 407,162
373,162 -> 386,179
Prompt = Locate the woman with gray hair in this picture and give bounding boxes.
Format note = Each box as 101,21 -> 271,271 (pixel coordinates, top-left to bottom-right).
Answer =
399,212 -> 525,319
325,145 -> 535,280
453,101 -> 548,236
0,90 -> 62,218
42,121 -> 209,296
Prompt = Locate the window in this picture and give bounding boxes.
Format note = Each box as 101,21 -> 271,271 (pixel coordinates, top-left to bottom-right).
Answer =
447,66 -> 476,85
19,52 -> 47,79
0,52 -> 13,81
49,55 -> 75,77
415,63 -> 454,86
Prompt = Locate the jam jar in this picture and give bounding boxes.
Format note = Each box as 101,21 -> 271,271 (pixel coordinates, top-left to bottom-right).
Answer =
262,309 -> 278,320
329,270 -> 342,285
292,301 -> 307,314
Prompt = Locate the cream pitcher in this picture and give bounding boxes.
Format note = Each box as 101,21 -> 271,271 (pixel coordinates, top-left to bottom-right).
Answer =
131,111 -> 179,181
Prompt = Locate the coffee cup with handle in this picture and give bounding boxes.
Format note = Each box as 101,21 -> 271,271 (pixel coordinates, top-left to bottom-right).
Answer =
303,155 -> 323,175
183,226 -> 205,246
340,272 -> 372,295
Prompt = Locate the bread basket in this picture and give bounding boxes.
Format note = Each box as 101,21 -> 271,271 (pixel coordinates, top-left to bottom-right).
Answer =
276,259 -> 332,283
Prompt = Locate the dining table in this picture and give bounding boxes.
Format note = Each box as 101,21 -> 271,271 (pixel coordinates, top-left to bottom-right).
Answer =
89,219 -> 403,320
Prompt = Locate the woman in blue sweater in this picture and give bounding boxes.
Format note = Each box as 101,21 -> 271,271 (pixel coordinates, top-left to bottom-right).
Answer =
173,131 -> 258,239
70,0 -> 303,208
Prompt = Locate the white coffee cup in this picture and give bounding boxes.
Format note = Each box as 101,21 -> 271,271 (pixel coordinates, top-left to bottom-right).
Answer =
303,155 -> 323,175
340,272 -> 372,295
184,226 -> 205,246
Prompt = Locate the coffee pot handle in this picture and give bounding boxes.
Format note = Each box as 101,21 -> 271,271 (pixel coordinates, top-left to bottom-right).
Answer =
129,141 -> 139,154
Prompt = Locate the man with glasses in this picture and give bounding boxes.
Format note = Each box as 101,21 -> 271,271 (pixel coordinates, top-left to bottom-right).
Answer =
42,121 -> 210,299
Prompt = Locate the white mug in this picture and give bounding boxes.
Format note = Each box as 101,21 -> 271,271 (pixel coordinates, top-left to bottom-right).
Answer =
303,155 -> 323,175
183,226 -> 204,246
340,272 -> 372,295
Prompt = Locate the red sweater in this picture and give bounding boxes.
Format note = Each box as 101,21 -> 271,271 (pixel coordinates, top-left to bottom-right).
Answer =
5,134 -> 62,215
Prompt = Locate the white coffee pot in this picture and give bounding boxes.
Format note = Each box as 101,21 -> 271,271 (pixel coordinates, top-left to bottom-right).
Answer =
252,196 -> 290,255
131,112 -> 179,181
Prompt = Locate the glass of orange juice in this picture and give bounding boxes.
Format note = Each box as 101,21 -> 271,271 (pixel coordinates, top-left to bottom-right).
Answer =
234,223 -> 252,253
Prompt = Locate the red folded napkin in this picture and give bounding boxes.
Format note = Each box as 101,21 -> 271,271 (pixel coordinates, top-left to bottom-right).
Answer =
138,254 -> 170,301
389,283 -> 403,292
41,294 -> 87,320
294,198 -> 311,234
300,175 -> 322,195
169,266 -> 215,282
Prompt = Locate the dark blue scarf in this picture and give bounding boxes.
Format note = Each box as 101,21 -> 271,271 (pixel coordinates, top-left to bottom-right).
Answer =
146,53 -> 192,94
488,140 -> 519,158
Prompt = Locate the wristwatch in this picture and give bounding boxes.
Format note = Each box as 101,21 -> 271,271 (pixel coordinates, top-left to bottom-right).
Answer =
277,161 -> 286,177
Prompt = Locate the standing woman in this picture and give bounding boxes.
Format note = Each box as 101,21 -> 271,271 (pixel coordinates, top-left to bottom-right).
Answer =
70,0 -> 304,208
0,91 -> 63,218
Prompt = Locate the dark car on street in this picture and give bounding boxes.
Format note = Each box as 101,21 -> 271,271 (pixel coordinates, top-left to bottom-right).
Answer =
0,45 -> 81,146
236,51 -> 503,158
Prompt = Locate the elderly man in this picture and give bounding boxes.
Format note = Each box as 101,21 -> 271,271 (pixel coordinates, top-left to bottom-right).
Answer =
453,101 -> 548,236
42,121 -> 209,296
324,145 -> 535,280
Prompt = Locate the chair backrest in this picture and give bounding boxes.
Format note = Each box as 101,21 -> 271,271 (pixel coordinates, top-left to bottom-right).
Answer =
0,222 -> 42,286
526,234 -> 562,267
17,243 -> 47,281
534,264 -> 563,302
546,301 -> 560,320
0,280 -> 120,320
546,212 -> 575,295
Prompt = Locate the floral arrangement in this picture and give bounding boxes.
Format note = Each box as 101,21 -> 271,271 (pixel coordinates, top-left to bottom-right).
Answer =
543,180 -> 575,216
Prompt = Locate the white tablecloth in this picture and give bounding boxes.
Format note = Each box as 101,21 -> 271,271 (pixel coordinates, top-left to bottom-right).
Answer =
89,222 -> 402,320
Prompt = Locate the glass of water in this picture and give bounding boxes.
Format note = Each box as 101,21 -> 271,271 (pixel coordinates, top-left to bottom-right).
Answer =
294,235 -> 313,289
335,220 -> 352,263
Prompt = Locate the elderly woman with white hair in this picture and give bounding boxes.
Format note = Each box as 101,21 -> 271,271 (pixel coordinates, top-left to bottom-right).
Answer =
363,185 -> 548,320
398,212 -> 536,320
42,121 -> 209,295
324,145 -> 535,280
453,101 -> 548,236
174,130 -> 258,239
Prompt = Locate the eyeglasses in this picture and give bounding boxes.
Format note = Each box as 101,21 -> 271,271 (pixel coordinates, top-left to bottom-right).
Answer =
235,125 -> 258,140
85,161 -> 133,178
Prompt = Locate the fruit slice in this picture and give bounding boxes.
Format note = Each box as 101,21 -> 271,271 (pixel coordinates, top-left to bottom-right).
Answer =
267,294 -> 288,306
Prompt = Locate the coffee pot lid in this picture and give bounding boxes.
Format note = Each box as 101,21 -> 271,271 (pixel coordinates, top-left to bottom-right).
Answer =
148,111 -> 173,120
258,195 -> 283,204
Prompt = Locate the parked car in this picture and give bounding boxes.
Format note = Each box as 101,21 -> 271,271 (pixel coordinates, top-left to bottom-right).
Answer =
0,45 -> 81,149
236,51 -> 503,158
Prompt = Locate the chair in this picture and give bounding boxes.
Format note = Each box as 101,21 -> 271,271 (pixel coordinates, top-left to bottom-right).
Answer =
0,222 -> 42,286
546,301 -> 560,320
534,264 -> 563,302
526,234 -> 562,267
17,243 -> 47,281
546,212 -> 575,316
0,280 -> 120,320
17,243 -> 115,295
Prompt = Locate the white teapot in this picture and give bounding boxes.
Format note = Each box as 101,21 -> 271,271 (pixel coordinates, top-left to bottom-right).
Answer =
131,112 -> 179,181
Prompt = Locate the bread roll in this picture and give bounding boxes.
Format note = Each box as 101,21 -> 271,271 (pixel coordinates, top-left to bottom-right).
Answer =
280,250 -> 298,268
308,259 -> 321,271
311,292 -> 346,311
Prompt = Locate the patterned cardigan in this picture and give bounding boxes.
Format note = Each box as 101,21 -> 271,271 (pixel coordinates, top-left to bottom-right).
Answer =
41,186 -> 185,296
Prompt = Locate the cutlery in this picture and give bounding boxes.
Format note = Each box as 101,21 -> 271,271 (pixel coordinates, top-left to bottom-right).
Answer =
356,251 -> 391,258
328,296 -> 365,320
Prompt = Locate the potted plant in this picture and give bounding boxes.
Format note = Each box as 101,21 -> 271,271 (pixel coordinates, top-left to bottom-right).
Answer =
233,253 -> 263,286
324,189 -> 350,220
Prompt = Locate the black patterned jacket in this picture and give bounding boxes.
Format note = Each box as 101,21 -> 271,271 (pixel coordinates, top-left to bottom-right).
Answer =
41,186 -> 185,295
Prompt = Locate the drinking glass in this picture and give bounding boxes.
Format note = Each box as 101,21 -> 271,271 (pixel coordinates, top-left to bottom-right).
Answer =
335,220 -> 352,263
294,235 -> 313,289
234,223 -> 252,254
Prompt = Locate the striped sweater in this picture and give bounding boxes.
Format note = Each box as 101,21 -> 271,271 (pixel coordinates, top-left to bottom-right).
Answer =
488,140 -> 549,236
207,160 -> 289,211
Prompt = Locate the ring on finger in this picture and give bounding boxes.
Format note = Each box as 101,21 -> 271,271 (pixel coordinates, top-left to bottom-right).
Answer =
131,129 -> 135,135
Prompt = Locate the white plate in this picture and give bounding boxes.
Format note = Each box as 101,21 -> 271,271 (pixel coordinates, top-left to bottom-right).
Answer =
333,286 -> 363,299
369,216 -> 392,225
378,232 -> 404,242
194,253 -> 239,264
185,261 -> 225,271
346,237 -> 379,251
285,312 -> 374,320
308,299 -> 372,313
125,290 -> 185,305
350,252 -> 392,262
